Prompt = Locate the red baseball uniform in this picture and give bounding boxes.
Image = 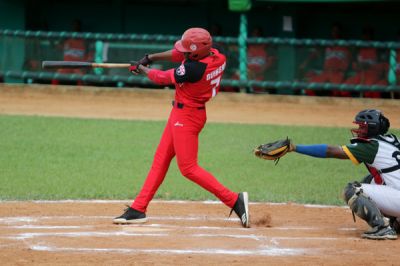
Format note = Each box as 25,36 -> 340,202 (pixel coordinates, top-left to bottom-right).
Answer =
59,38 -> 87,75
308,46 -> 351,97
344,47 -> 384,98
131,48 -> 238,212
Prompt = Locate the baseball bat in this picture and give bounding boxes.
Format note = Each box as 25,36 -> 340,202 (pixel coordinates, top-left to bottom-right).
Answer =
42,61 -> 131,69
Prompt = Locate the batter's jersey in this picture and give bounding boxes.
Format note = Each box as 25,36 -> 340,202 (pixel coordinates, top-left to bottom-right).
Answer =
342,134 -> 400,190
172,48 -> 226,108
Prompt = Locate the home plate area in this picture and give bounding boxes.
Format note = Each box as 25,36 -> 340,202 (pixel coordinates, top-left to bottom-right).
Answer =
0,201 -> 399,265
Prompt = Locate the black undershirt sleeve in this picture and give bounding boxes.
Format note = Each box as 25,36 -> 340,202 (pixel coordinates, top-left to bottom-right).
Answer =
174,60 -> 207,83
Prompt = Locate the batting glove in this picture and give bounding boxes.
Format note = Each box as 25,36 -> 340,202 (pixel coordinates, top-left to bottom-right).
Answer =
138,54 -> 152,66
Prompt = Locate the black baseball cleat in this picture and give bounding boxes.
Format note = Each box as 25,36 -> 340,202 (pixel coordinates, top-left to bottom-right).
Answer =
230,192 -> 250,228
389,217 -> 400,234
361,225 -> 397,240
113,206 -> 147,224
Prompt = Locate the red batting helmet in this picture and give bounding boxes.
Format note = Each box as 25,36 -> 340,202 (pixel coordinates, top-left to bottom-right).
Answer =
174,28 -> 212,60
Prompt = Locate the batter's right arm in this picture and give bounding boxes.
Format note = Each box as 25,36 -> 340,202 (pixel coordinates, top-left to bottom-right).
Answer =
146,50 -> 174,62
135,65 -> 174,85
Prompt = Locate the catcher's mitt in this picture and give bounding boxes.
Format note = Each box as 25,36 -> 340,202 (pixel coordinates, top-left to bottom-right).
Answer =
254,137 -> 292,164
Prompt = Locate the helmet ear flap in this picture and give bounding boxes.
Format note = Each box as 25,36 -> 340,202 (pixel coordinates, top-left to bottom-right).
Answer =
379,115 -> 390,135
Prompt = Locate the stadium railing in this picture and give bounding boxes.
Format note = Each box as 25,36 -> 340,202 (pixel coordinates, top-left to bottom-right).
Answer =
0,29 -> 399,97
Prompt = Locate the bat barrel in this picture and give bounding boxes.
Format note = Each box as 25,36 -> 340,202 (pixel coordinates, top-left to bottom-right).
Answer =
42,61 -> 93,69
42,61 -> 131,69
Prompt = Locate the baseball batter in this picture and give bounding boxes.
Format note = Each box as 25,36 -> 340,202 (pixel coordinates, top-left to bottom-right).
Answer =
113,28 -> 249,228
256,109 -> 400,240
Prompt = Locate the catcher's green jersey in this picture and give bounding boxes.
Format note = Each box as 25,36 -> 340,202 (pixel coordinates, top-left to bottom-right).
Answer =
342,134 -> 400,190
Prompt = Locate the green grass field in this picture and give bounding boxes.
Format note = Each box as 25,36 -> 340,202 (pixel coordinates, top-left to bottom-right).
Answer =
2,114 -> 396,205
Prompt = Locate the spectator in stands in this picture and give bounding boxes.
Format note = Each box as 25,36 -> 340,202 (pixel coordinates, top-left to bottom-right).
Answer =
207,23 -> 239,93
208,23 -> 226,54
52,19 -> 93,85
216,25 -> 241,93
23,59 -> 39,83
246,26 -> 276,93
396,30 -> 400,86
344,26 -> 386,98
301,23 -> 351,97
390,29 -> 400,99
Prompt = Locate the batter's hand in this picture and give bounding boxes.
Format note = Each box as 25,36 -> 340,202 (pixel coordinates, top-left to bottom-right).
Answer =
138,54 -> 152,67
129,61 -> 140,75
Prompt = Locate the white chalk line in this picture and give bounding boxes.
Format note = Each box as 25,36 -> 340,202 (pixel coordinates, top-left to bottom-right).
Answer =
0,215 -> 358,233
127,223 -> 253,231
30,244 -> 307,256
3,229 -> 357,242
5,231 -> 169,240
1,225 -> 318,257
127,223 -> 357,232
10,225 -> 92,229
0,200 -> 355,258
0,199 -> 347,209
0,215 -> 356,257
191,233 -> 358,241
0,215 -> 239,223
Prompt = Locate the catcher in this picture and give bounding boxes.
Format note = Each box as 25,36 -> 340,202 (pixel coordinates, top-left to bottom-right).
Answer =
255,109 -> 400,240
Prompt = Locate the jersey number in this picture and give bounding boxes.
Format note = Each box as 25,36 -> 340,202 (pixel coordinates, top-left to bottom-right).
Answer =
210,77 -> 221,98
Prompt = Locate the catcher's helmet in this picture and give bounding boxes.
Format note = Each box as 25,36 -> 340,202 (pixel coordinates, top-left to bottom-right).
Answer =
351,109 -> 390,138
174,28 -> 212,60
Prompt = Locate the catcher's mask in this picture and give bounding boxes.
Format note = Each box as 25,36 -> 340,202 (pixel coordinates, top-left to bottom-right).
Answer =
351,109 -> 390,138
174,27 -> 212,60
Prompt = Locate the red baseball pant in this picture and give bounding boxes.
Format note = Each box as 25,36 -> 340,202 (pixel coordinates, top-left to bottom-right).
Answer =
131,106 -> 238,212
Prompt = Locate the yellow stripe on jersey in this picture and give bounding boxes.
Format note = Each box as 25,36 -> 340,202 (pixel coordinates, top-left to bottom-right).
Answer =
342,145 -> 360,165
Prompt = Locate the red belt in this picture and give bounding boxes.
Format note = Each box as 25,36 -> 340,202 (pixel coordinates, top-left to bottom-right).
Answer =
172,101 -> 205,110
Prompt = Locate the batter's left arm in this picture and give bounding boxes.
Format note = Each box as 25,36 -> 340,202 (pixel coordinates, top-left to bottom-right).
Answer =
146,49 -> 184,63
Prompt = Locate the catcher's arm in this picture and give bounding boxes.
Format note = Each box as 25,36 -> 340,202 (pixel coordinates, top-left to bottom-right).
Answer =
254,138 -> 349,163
293,144 -> 349,159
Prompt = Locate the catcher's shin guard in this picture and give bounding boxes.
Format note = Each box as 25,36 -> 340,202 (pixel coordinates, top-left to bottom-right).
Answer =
343,182 -> 386,228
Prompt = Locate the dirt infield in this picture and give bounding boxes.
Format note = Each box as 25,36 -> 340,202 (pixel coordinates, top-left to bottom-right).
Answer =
0,84 -> 399,128
1,84 -> 400,265
0,201 -> 399,265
